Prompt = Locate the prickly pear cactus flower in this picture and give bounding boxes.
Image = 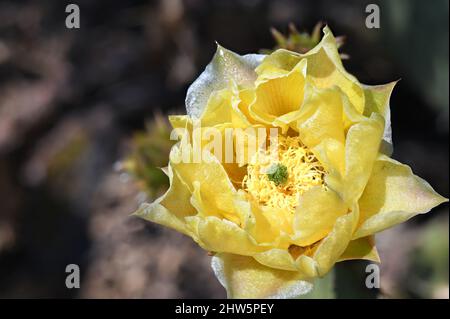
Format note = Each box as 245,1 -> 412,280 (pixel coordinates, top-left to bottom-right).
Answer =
135,26 -> 447,298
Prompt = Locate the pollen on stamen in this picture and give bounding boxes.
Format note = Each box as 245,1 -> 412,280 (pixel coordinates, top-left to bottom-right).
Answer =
242,135 -> 326,214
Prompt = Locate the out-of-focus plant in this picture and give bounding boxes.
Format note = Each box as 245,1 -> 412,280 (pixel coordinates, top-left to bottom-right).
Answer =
383,0 -> 449,131
407,216 -> 449,298
262,22 -> 347,58
122,115 -> 174,197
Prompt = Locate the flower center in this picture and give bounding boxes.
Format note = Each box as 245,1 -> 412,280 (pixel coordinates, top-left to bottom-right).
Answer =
266,163 -> 289,186
242,135 -> 326,213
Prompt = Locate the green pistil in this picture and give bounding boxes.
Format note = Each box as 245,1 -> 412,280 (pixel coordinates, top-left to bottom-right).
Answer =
267,163 -> 288,186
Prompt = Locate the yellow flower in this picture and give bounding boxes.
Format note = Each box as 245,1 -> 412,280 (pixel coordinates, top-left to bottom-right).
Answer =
135,26 -> 447,298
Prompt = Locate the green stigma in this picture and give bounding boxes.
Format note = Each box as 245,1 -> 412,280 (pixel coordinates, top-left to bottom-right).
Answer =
266,163 -> 288,186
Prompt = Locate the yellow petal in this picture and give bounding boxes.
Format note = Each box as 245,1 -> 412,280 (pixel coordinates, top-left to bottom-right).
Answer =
258,205 -> 294,239
293,186 -> 348,246
256,49 -> 301,79
233,192 -> 283,245
249,59 -> 307,126
305,27 -> 365,112
354,155 -> 448,239
135,203 -> 192,237
211,253 -> 313,298
338,236 -> 380,263
200,86 -> 251,128
186,44 -> 262,118
254,249 -> 298,271
168,115 -> 193,144
258,27 -> 365,113
169,114 -> 192,130
362,82 -> 397,118
186,216 -> 268,255
236,88 -> 257,124
191,183 -> 280,247
362,82 -> 398,155
342,113 -> 384,204
297,85 -> 346,147
312,208 -> 358,276
190,181 -> 240,224
170,145 -> 244,222
134,164 -> 196,237
296,85 -> 346,174
254,249 -> 319,278
306,49 -> 364,113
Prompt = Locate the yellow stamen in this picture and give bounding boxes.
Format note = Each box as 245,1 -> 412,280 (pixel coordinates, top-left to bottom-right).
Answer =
243,135 -> 326,213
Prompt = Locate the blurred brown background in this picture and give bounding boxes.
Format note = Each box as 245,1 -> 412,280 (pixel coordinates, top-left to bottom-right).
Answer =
0,0 -> 448,298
